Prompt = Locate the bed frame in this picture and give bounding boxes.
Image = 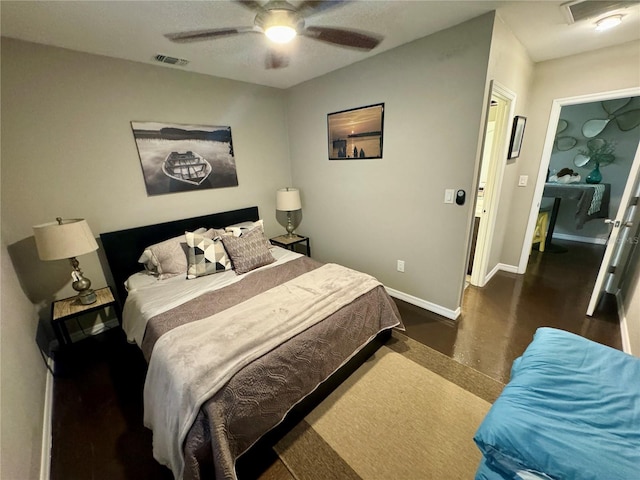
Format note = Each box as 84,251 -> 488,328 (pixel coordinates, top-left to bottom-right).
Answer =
100,206 -> 259,304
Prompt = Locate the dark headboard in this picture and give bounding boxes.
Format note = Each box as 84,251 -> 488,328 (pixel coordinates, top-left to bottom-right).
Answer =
100,206 -> 259,304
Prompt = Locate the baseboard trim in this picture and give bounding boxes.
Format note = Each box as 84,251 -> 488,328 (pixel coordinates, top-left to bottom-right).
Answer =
40,356 -> 54,480
498,263 -> 519,274
553,233 -> 607,245
385,287 -> 460,321
481,263 -> 519,286
615,290 -> 632,355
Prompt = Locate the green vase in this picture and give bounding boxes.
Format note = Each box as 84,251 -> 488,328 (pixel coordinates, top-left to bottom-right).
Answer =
586,163 -> 602,184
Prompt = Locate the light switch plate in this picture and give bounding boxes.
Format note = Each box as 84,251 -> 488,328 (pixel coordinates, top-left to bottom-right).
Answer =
444,189 -> 455,203
518,175 -> 528,187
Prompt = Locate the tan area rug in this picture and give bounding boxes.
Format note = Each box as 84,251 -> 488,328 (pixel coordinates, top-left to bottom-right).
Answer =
274,332 -> 503,480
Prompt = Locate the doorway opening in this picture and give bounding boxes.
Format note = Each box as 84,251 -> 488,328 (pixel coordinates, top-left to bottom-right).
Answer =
468,82 -> 515,287
518,88 -> 640,324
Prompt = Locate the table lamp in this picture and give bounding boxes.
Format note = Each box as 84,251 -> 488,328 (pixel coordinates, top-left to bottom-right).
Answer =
33,217 -> 99,305
276,187 -> 302,238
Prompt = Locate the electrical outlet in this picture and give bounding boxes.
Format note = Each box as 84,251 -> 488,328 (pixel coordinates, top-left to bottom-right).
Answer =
397,260 -> 405,272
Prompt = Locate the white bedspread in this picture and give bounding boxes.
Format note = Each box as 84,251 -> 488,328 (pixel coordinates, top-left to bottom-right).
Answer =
143,263 -> 382,479
122,246 -> 300,347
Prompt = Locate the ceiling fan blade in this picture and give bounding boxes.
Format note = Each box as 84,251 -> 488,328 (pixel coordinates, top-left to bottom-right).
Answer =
266,49 -> 290,69
165,26 -> 258,43
302,26 -> 382,50
234,0 -> 265,12
296,0 -> 348,17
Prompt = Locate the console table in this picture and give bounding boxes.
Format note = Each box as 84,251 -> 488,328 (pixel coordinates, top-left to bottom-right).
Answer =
542,183 -> 610,252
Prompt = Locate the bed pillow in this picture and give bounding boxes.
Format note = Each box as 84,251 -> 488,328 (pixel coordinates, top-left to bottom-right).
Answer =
137,227 -> 208,273
221,227 -> 275,274
185,231 -> 232,279
225,219 -> 264,237
138,228 -> 221,279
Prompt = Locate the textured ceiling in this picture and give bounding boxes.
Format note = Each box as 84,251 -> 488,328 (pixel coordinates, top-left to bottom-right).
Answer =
1,1 -> 639,89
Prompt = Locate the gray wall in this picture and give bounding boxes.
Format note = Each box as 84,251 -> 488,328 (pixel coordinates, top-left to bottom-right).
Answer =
286,13 -> 495,314
0,38 -> 293,477
1,241 -> 48,479
484,14 -> 534,274
1,38 -> 292,307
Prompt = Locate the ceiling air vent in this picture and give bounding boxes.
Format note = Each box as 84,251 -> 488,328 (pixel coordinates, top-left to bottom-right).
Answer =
153,54 -> 189,66
562,0 -> 639,24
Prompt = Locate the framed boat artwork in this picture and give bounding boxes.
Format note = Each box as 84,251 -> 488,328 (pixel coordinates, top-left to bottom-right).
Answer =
130,121 -> 239,195
327,103 -> 384,160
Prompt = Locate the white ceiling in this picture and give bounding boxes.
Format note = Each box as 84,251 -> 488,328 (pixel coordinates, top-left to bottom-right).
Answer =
1,1 -> 639,89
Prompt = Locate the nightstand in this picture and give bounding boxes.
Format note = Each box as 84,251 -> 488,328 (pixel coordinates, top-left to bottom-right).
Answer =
270,234 -> 311,257
51,286 -> 120,347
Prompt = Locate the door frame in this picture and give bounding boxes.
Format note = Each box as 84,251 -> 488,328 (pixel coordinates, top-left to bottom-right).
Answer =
470,81 -> 516,286
517,86 -> 640,287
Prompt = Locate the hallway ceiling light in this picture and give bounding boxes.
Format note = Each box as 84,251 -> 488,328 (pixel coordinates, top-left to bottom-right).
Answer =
595,14 -> 624,31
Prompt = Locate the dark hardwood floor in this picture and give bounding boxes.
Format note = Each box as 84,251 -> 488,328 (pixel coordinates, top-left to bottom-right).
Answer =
400,239 -> 621,383
49,239 -> 621,479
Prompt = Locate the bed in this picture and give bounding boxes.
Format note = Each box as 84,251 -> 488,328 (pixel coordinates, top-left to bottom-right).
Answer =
100,206 -> 403,480
473,327 -> 640,480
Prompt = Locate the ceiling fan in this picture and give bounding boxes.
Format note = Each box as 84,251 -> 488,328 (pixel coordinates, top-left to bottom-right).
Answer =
164,0 -> 383,69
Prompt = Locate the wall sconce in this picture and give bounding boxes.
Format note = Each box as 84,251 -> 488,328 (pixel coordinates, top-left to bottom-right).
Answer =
33,218 -> 99,305
276,187 -> 302,238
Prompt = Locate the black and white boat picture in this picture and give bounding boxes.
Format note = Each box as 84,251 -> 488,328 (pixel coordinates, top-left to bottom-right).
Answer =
162,151 -> 212,186
131,121 -> 238,196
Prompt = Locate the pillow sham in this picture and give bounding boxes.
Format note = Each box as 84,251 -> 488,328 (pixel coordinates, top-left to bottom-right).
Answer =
185,231 -> 232,279
221,226 -> 275,275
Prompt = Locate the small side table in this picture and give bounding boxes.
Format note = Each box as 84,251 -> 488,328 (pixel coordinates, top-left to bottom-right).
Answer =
51,286 -> 119,347
270,234 -> 311,257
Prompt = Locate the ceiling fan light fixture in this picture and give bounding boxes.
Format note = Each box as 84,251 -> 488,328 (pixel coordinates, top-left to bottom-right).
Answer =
265,25 -> 297,43
595,14 -> 623,31
256,6 -> 302,44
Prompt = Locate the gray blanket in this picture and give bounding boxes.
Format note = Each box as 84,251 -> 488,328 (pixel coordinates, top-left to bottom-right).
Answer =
141,256 -> 403,479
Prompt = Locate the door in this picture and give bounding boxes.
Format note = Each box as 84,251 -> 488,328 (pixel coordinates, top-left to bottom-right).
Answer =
587,144 -> 640,315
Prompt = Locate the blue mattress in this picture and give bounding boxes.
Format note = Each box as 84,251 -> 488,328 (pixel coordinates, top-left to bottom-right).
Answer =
474,327 -> 640,480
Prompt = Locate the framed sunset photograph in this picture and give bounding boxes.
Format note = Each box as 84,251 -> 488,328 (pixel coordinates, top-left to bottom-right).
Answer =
327,103 -> 384,160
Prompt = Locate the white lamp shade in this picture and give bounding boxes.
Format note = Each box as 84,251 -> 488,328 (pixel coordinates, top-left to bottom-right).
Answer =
33,219 -> 98,261
276,188 -> 302,211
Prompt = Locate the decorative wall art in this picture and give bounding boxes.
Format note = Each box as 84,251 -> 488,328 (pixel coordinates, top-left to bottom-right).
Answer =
508,115 -> 527,159
327,103 -> 384,160
131,121 -> 239,196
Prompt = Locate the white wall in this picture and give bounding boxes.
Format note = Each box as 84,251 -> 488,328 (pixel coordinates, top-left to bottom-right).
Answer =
1,241 -> 49,480
286,13 -> 495,314
1,38 -> 292,307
